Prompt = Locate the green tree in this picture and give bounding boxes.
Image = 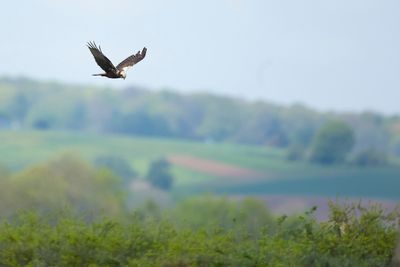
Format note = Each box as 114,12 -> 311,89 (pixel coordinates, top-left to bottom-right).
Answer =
286,143 -> 306,161
169,197 -> 275,237
95,155 -> 137,184
310,121 -> 355,164
146,158 -> 173,190
8,92 -> 30,122
0,154 -> 125,218
351,148 -> 388,166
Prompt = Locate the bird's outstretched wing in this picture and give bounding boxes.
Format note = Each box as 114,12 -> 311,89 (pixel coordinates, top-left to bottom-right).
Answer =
87,41 -> 117,73
116,47 -> 147,71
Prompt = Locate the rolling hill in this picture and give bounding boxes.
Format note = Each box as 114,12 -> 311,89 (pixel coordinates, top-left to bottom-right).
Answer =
1,130 -> 399,201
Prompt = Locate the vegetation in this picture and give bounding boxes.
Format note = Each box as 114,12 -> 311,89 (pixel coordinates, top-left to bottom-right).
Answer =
1,130 -> 400,200
0,200 -> 398,266
0,77 -> 399,265
95,155 -> 137,184
1,77 -> 400,162
0,154 -> 125,219
146,158 -> 173,190
309,121 -> 355,164
0,153 -> 397,265
351,148 -> 388,166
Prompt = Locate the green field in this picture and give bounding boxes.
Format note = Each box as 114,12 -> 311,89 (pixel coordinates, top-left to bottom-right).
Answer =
1,130 -> 399,200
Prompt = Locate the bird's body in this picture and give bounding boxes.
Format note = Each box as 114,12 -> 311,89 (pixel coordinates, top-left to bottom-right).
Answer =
87,41 -> 147,80
92,71 -> 124,79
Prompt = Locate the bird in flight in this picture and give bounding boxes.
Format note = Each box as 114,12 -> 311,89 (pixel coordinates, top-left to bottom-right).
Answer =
87,41 -> 147,79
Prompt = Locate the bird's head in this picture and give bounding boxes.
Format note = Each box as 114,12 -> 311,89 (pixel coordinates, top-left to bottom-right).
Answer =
119,70 -> 127,80
121,71 -> 127,80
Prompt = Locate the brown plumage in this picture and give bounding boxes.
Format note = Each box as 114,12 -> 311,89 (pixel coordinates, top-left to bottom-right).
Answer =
87,41 -> 147,79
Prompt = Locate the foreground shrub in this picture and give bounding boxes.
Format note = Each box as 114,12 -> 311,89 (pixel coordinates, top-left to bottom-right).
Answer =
0,201 -> 398,266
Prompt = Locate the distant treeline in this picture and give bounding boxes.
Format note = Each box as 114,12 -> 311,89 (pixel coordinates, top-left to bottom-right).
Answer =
1,77 -> 399,158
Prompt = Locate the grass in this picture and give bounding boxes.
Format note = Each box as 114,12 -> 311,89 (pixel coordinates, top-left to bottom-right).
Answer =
1,129 -> 399,200
0,130 -> 285,174
186,169 -> 400,199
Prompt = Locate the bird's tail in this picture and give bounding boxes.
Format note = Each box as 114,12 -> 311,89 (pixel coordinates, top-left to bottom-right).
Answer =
92,73 -> 103,76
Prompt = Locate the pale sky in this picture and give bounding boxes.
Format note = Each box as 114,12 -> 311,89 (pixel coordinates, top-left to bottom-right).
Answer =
0,0 -> 399,114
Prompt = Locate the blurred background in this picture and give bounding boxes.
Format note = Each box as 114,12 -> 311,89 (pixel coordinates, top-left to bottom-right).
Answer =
0,0 -> 399,219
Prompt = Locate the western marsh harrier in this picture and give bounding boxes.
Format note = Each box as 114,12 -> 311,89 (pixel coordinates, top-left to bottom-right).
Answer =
87,41 -> 147,79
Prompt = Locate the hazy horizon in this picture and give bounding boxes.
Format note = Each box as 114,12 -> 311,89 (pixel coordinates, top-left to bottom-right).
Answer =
1,0 -> 399,114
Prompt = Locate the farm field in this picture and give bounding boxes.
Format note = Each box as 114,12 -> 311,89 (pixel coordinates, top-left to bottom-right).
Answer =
1,129 -> 399,201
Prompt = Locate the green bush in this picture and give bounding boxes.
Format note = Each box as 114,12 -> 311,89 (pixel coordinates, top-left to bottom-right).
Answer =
168,196 -> 276,237
0,201 -> 398,266
0,154 -> 125,219
286,143 -> 306,161
146,158 -> 173,190
310,121 -> 355,164
351,149 -> 388,166
0,154 -> 398,266
94,155 -> 137,184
